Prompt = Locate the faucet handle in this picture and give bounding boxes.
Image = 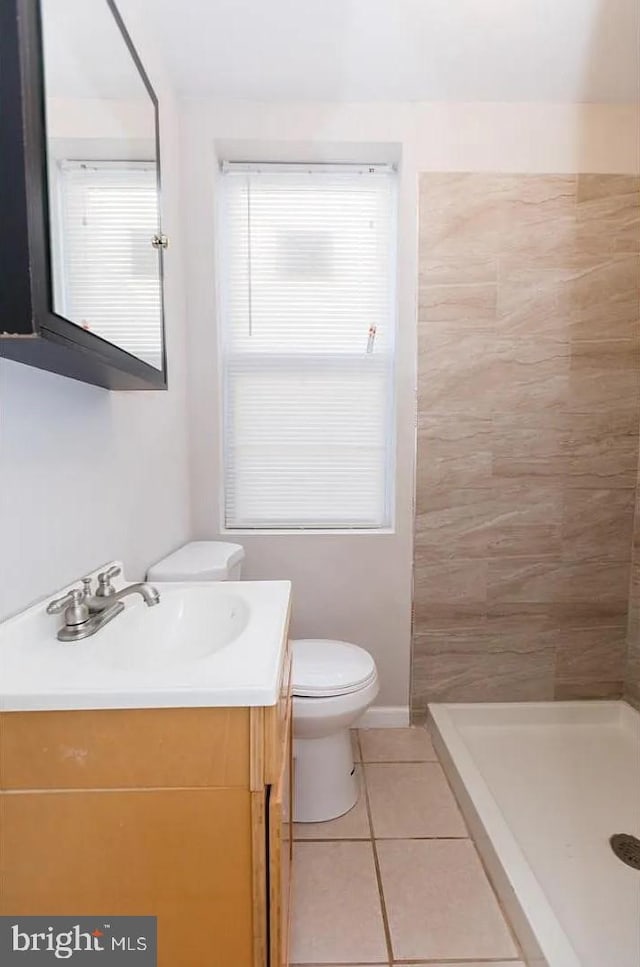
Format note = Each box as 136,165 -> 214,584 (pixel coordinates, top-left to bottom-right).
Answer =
46,589 -> 83,615
81,576 -> 93,597
46,588 -> 90,628
96,565 -> 121,597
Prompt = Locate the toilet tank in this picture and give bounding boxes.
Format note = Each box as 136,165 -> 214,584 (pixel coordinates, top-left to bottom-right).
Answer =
146,541 -> 245,582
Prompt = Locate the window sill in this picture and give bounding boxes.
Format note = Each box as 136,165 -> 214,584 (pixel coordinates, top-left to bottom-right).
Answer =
220,527 -> 396,537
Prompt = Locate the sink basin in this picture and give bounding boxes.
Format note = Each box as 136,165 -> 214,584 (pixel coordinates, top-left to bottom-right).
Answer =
101,587 -> 251,670
0,565 -> 291,711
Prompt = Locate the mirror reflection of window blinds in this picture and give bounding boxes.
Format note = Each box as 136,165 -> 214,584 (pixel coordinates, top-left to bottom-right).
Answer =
56,162 -> 162,368
219,164 -> 397,530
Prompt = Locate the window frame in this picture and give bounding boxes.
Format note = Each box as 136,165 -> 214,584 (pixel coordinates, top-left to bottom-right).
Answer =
215,161 -> 398,536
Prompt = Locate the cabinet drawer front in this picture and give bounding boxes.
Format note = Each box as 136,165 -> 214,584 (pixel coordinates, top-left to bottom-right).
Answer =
0,707 -> 250,790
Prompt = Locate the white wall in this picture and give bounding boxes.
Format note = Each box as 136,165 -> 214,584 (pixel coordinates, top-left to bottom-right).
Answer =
0,9 -> 191,620
180,99 -> 639,709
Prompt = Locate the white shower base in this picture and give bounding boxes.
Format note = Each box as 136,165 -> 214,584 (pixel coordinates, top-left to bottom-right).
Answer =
429,700 -> 640,967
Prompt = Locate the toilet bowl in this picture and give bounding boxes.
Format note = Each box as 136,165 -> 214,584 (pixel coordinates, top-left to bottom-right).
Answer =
292,639 -> 379,823
147,542 -> 379,824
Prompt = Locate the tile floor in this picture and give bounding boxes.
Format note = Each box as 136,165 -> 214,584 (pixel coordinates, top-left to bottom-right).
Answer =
291,727 -> 525,967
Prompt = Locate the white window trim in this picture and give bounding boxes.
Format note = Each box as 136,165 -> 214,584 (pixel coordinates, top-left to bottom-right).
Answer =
215,161 -> 399,535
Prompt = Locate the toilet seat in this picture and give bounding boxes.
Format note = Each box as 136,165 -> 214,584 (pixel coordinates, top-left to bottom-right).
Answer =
291,639 -> 377,698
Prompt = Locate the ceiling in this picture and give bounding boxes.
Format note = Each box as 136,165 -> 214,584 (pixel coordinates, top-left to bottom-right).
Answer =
119,0 -> 640,103
42,0 -> 150,99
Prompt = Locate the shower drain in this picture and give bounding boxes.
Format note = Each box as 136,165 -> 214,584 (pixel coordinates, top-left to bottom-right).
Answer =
610,833 -> 640,870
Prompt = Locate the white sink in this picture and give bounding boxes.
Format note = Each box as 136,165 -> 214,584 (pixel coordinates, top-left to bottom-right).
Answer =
0,564 -> 291,711
102,587 -> 251,670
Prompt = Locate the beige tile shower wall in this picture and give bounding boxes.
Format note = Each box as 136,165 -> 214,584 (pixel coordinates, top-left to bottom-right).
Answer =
413,173 -> 640,714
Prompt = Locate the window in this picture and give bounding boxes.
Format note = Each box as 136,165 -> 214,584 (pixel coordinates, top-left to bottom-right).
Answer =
53,161 -> 162,367
219,163 -> 397,530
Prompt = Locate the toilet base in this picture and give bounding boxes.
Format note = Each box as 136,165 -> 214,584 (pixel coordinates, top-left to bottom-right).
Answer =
293,729 -> 358,823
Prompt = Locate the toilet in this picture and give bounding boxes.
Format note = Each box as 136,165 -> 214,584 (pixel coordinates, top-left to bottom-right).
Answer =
147,541 -> 379,823
291,638 -> 378,822
147,540 -> 245,583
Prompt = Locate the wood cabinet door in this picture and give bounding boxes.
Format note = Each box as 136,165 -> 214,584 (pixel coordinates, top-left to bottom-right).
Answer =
1,788 -> 255,966
268,702 -> 293,967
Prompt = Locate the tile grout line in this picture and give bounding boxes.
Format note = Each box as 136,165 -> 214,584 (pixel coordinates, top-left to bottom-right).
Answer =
394,960 -> 523,965
389,958 -> 523,965
290,958 -> 524,965
396,960 -> 524,965
293,835 -> 471,843
359,742 -> 395,967
357,759 -> 441,764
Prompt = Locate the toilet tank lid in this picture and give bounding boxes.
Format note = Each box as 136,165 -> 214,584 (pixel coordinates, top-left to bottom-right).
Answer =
291,639 -> 377,697
146,541 -> 245,581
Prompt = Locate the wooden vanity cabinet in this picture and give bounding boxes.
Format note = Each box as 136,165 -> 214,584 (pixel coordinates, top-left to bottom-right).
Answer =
0,641 -> 293,967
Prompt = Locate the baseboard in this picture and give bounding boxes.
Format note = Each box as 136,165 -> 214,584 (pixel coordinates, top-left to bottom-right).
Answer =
355,706 -> 410,728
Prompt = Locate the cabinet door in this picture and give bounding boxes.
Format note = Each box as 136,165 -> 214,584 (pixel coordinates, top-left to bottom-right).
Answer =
0,0 -> 168,389
268,702 -> 292,967
1,788 -> 255,967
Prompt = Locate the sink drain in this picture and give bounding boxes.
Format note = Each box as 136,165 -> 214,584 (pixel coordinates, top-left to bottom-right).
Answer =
610,833 -> 640,870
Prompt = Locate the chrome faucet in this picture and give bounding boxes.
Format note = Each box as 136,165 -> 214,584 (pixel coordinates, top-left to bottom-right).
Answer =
46,566 -> 160,642
85,566 -> 160,612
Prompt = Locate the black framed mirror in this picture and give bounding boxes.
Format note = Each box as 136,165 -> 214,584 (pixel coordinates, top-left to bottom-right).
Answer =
0,0 -> 168,390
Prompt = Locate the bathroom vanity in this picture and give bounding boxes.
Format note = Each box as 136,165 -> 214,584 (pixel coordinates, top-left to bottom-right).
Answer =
0,574 -> 293,967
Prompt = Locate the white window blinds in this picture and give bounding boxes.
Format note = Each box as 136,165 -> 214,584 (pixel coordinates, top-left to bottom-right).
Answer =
219,164 -> 397,530
55,161 -> 163,368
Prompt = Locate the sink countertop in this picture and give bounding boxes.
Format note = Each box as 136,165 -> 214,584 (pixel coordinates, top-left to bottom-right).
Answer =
0,568 -> 291,712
